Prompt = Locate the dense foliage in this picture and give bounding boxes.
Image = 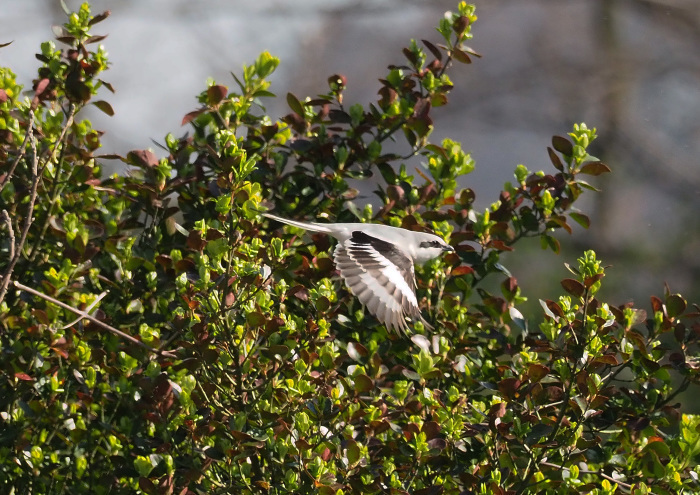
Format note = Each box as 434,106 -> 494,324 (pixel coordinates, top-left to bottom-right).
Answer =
2,3 -> 700,494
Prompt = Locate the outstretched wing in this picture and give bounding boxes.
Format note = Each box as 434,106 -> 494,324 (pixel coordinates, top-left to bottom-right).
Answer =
333,231 -> 432,333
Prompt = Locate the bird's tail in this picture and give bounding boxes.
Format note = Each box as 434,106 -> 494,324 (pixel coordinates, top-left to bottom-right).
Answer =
262,213 -> 333,234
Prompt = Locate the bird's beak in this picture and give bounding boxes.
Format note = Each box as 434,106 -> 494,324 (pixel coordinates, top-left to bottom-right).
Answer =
443,245 -> 455,253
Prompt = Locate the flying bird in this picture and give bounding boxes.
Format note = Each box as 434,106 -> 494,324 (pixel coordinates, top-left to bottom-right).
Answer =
264,213 -> 454,333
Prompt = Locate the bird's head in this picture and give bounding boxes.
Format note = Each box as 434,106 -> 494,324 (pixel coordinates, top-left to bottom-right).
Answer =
414,233 -> 454,263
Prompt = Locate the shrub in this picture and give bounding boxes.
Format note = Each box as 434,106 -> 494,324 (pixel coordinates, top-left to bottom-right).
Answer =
1,2 -> 699,494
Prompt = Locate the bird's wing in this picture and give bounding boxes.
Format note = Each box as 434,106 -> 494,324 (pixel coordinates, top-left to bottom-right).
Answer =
334,230 -> 432,333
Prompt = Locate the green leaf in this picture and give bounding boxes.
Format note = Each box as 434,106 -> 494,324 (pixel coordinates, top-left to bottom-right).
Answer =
569,212 -> 590,229
93,100 -> 114,116
540,234 -> 560,254
666,294 -> 687,318
286,92 -> 305,116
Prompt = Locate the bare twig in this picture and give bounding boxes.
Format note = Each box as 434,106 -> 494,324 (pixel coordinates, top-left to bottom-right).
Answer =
0,110 -> 35,193
42,103 -> 77,173
1,210 -> 15,261
60,290 -> 108,330
0,126 -> 40,305
28,104 -> 77,263
12,280 -> 177,359
540,461 -> 632,492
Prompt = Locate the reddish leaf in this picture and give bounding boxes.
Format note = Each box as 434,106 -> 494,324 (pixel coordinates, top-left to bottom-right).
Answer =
561,278 -> 585,298
544,300 -> 566,318
413,98 -> 431,119
139,478 -> 156,493
547,215 -> 572,235
127,149 -> 159,168
287,284 -> 309,302
181,108 -> 205,126
488,402 -> 506,419
320,447 -> 332,462
451,265 -> 474,276
503,277 -> 518,293
650,295 -> 663,313
452,47 -> 472,64
34,78 -> 50,97
386,185 -> 404,201
552,135 -> 573,156
347,342 -> 368,361
673,322 -> 687,343
422,39 -> 443,61
579,161 -> 611,176
453,15 -> 471,34
528,364 -> 550,382
186,231 -> 206,251
422,421 -> 442,439
547,147 -> 564,171
88,10 -> 111,26
207,85 -> 228,105
625,329 -> 648,355
488,240 -> 514,252
31,309 -> 49,325
99,79 -> 115,93
497,377 -> 521,399
403,47 -> 418,66
461,45 -> 482,57
14,372 -> 33,381
593,354 -> 619,366
583,273 -> 604,289
0,89 -> 7,103
85,34 -> 108,44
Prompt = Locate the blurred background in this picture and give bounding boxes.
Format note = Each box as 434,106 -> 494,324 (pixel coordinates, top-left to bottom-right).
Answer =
3,0 -> 700,313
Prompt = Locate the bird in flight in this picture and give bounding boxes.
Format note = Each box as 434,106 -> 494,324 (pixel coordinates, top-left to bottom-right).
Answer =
264,213 -> 454,333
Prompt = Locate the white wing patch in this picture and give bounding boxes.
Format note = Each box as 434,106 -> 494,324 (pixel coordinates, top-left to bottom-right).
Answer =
333,231 -> 431,333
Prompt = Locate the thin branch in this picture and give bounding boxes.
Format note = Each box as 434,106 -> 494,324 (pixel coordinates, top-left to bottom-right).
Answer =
12,280 -> 177,359
27,103 -> 77,263
0,124 -> 40,305
0,110 -> 35,193
43,103 -> 77,172
540,461 -> 632,492
1,210 -> 15,261
60,290 -> 108,330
